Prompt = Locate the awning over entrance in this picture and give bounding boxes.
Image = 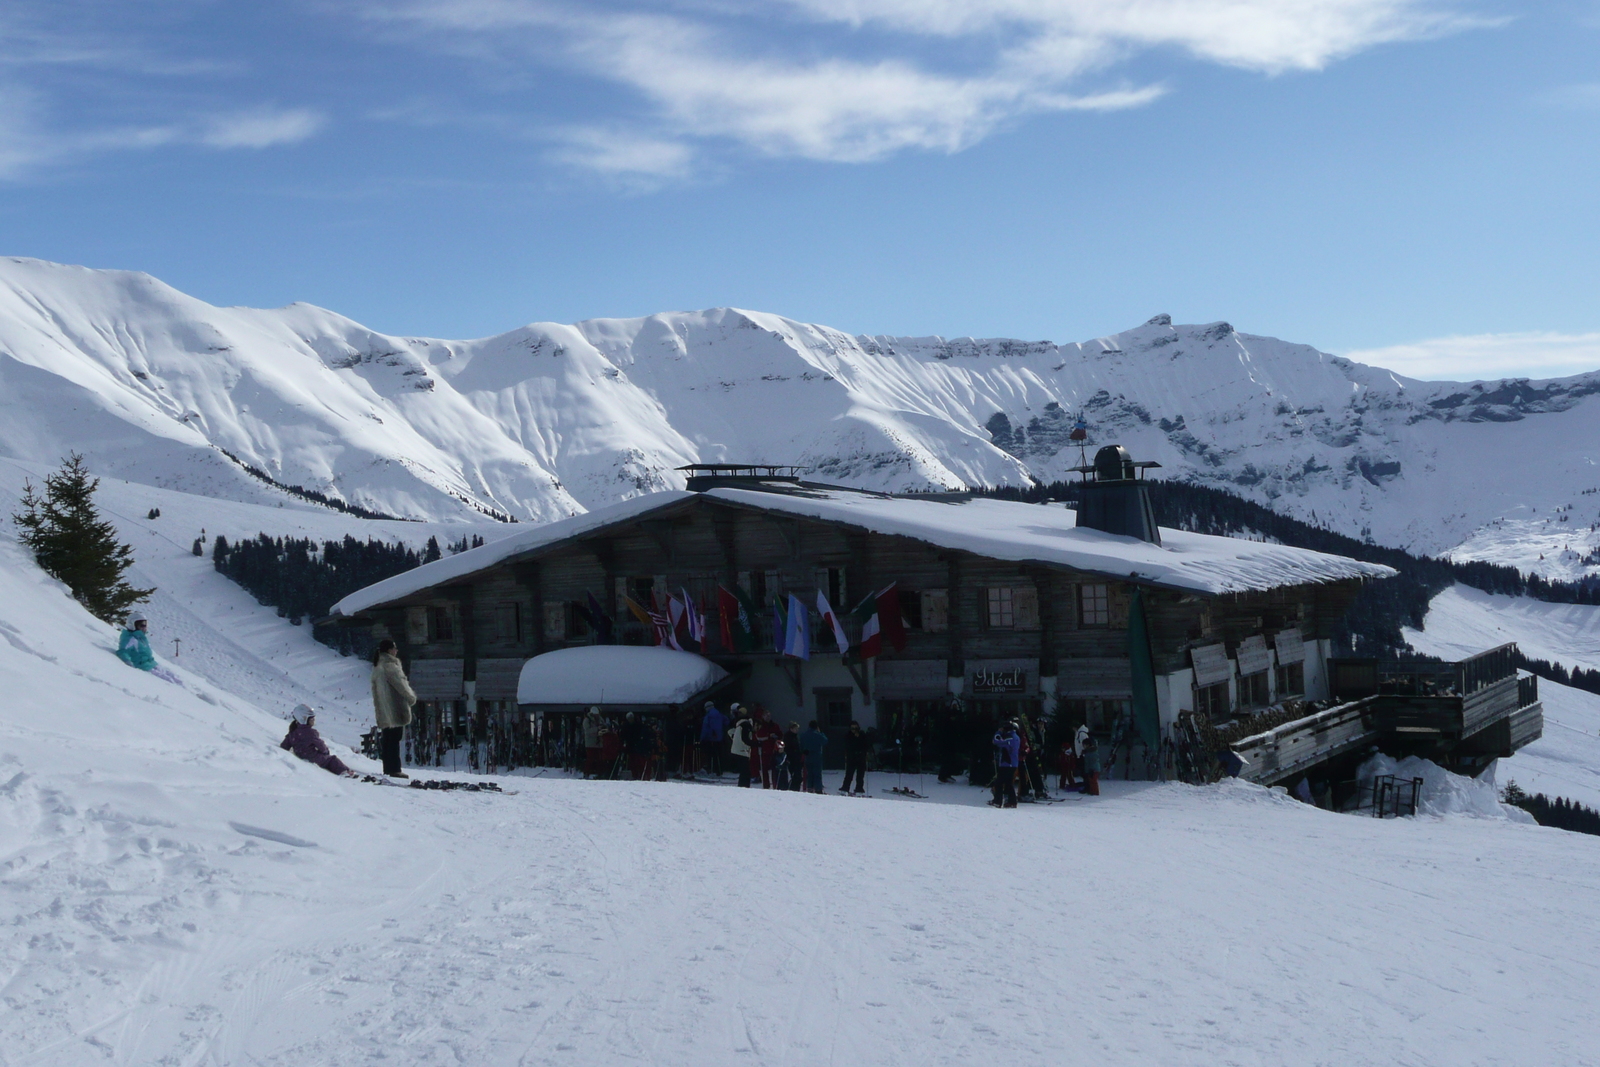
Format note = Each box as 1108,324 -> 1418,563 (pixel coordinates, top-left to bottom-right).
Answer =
517,646 -> 731,706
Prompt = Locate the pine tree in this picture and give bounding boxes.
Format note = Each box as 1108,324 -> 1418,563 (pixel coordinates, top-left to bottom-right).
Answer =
422,536 -> 442,563
12,454 -> 154,623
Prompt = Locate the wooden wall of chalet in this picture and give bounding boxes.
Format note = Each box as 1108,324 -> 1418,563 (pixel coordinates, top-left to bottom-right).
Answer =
367,496 -> 1364,690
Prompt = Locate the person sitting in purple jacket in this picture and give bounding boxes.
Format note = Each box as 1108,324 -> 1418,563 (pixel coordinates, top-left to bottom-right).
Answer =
280,704 -> 356,776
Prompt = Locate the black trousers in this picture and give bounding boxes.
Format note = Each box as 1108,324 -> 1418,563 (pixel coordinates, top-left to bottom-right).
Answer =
701,740 -> 723,775
732,753 -> 751,787
380,726 -> 405,776
843,756 -> 866,793
992,765 -> 1017,807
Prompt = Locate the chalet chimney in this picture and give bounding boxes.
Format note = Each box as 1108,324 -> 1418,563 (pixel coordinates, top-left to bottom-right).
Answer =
1074,445 -> 1162,545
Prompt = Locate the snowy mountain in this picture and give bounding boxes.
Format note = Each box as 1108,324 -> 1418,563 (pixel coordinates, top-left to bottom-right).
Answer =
4,257 -> 1599,568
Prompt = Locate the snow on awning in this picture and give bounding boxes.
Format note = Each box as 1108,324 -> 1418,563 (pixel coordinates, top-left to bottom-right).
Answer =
516,646 -> 730,706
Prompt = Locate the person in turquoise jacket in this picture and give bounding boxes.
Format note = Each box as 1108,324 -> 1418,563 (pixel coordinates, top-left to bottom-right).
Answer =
116,612 -> 157,671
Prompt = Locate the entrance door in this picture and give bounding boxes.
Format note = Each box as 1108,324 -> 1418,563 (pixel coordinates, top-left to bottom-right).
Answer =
815,687 -> 854,768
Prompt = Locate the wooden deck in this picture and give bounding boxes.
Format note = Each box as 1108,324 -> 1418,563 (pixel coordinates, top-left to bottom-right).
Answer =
1232,645 -> 1543,787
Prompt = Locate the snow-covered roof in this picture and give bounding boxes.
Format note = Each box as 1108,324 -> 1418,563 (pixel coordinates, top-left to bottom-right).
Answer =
704,488 -> 1396,594
331,491 -> 697,616
517,646 -> 729,706
330,486 -> 1393,616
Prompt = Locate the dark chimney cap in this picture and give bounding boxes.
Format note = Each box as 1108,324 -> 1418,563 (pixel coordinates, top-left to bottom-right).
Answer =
1070,445 -> 1161,483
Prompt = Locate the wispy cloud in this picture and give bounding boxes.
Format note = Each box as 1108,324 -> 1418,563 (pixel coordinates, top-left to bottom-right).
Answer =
1344,332 -> 1600,381
0,94 -> 327,179
200,107 -> 326,148
368,0 -> 1483,179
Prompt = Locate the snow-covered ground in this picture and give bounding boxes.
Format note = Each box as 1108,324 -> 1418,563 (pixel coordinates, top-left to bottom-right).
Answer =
1445,513 -> 1600,583
6,507 -> 1600,1064
0,456 -> 513,747
1405,584 -> 1600,674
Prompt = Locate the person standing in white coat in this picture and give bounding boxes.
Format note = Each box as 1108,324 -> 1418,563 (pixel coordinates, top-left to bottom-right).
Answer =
371,639 -> 417,778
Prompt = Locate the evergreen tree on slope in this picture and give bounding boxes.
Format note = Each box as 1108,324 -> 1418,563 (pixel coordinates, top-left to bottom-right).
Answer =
12,453 -> 153,623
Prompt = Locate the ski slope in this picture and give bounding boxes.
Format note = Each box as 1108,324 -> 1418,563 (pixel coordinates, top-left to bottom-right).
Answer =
6,526 -> 1600,1065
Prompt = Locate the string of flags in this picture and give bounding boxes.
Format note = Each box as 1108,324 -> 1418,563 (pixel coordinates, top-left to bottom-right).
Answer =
600,581 -> 908,660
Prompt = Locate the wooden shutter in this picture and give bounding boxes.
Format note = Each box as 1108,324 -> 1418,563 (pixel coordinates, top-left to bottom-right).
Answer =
1014,585 -> 1040,630
922,589 -> 949,632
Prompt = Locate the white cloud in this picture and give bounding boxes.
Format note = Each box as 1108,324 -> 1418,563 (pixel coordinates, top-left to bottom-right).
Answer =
200,107 -> 326,148
370,0 -> 1481,178
1344,332 -> 1600,382
0,89 -> 326,179
548,126 -> 696,183
778,0 -> 1487,72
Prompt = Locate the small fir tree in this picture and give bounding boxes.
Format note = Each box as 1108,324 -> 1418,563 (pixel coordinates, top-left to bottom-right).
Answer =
13,454 -> 154,623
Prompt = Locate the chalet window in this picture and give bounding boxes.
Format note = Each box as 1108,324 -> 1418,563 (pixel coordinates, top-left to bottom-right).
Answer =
921,589 -> 949,632
986,586 -> 1015,629
1195,681 -> 1229,719
494,603 -> 522,644
1276,661 -> 1305,698
899,590 -> 923,630
1240,671 -> 1269,708
628,576 -> 653,606
1078,583 -> 1110,627
825,567 -> 844,608
428,606 -> 455,642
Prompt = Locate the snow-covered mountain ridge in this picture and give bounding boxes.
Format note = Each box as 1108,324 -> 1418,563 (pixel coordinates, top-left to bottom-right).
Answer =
4,257 -> 1599,563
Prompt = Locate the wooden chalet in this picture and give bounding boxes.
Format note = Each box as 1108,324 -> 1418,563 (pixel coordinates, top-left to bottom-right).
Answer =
326,451 -> 1542,782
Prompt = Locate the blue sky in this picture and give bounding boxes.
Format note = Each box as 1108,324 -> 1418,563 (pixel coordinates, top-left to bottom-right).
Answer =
2,0 -> 1598,378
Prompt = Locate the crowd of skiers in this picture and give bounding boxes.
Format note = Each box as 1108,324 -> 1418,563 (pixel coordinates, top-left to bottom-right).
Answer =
987,719 -> 1101,807
577,701 -> 872,794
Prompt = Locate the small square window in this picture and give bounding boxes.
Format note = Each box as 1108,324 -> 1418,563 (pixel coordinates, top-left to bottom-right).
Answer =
1195,681 -> 1229,719
986,587 -> 1015,629
1079,583 -> 1109,627
1276,662 -> 1304,698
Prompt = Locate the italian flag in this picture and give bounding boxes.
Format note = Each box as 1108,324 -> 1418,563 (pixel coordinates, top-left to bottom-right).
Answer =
851,582 -> 906,659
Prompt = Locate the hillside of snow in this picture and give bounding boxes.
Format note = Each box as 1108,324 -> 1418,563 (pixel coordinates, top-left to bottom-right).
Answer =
4,257 -> 1600,570
6,530 -> 1600,1066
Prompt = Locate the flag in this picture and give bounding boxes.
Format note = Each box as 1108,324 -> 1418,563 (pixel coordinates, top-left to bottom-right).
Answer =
650,593 -> 681,650
817,589 -> 849,653
852,582 -> 906,659
783,593 -> 811,660
771,595 -> 787,653
623,595 -> 653,628
584,591 -> 614,644
681,587 -> 706,647
668,591 -> 701,653
718,585 -> 757,652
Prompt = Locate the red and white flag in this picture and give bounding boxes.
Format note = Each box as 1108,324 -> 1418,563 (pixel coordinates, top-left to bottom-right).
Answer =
817,589 -> 849,653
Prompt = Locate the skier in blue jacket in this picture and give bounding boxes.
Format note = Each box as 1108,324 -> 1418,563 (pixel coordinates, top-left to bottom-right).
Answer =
990,721 -> 1021,808
699,701 -> 729,776
116,612 -> 157,671
799,721 -> 828,793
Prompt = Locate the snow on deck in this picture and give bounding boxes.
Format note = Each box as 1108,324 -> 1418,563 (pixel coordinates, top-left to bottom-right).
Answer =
332,488 -> 1394,615
518,646 -> 728,705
